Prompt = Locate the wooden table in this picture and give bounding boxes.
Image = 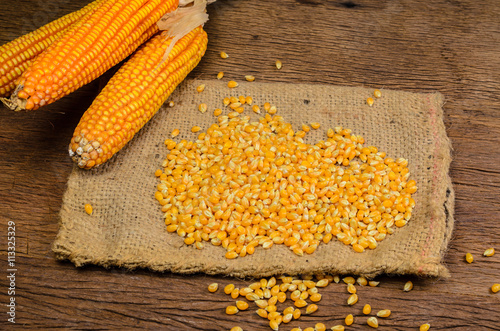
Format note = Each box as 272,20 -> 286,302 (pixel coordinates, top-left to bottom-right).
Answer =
1,0 -> 499,329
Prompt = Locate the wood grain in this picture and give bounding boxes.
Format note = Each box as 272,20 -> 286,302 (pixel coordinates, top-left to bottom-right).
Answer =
1,0 -> 499,329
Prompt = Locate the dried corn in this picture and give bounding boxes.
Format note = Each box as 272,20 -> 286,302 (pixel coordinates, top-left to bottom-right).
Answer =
69,26 -> 207,169
10,0 -> 178,110
0,0 -> 106,98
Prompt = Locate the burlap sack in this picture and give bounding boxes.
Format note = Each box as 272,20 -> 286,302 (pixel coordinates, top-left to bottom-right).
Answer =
52,80 -> 454,278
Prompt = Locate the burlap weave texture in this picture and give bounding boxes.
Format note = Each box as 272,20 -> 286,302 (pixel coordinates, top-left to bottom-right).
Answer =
53,80 -> 454,278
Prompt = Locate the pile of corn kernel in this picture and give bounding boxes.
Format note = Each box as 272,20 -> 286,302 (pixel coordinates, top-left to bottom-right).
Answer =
207,274 -> 432,331
155,92 -> 417,259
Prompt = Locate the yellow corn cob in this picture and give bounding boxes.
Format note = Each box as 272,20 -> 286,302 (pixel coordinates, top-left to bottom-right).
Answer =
9,0 -> 178,111
69,26 -> 208,169
0,0 -> 106,97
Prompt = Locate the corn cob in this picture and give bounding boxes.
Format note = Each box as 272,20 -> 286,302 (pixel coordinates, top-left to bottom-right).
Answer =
0,0 -> 106,97
69,26 -> 208,169
8,0 -> 178,111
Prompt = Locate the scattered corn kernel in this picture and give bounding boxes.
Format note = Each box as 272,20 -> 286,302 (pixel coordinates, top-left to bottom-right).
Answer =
404,281 -> 413,292
275,60 -> 282,69
363,304 -> 372,315
492,283 -> 500,293
420,323 -> 430,331
84,203 -> 93,215
310,293 -> 322,302
236,300 -> 249,310
226,306 -> 239,315
343,277 -> 355,285
377,309 -> 391,318
269,319 -> 279,331
224,284 -> 235,295
252,105 -> 261,114
220,51 -> 229,58
347,293 -> 358,305
357,276 -> 368,286
305,303 -> 318,314
291,328 -> 303,331
245,75 -> 255,82
345,314 -> 354,325
374,89 -> 382,98
208,283 -> 218,293
230,327 -> 243,331
315,323 -> 326,331
191,126 -> 201,133
268,105 -> 277,115
333,275 -> 340,283
310,122 -> 320,129
484,248 -> 495,257
367,316 -> 379,328
228,81 -> 238,88
217,72 -> 224,79
347,284 -> 357,294
154,169 -> 162,177
367,97 -> 374,106
331,326 -> 345,331
196,84 -> 205,93
369,281 -> 380,287
168,101 -> 175,107
465,252 -> 474,263
213,108 -> 222,116
198,103 -> 207,113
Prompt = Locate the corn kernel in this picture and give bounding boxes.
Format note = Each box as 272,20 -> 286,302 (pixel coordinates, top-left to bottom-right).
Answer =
228,81 -> 238,88
484,248 -> 495,257
404,281 -> 413,292
224,284 -> 235,295
357,276 -> 368,286
168,101 -> 175,107
217,72 -> 224,79
369,281 -> 380,287
236,300 -> 248,310
245,75 -> 255,82
310,122 -> 320,129
420,323 -> 430,331
331,326 -> 345,331
256,308 -> 268,318
191,126 -> 201,133
367,97 -> 374,106
275,60 -> 282,69
343,277 -> 355,285
345,314 -> 354,325
315,323 -> 326,331
198,103 -> 207,113
230,327 -> 243,331
363,304 -> 372,315
252,105 -> 261,114
367,316 -> 379,328
374,89 -> 382,98
196,84 -> 205,93
377,309 -> 391,318
220,51 -> 229,59
214,108 -> 222,116
347,293 -> 358,305
84,204 -> 93,215
226,305 -> 239,315
269,319 -> 279,331
207,283 -> 218,292
347,283 -> 357,294
492,283 -> 500,293
305,303 -> 318,314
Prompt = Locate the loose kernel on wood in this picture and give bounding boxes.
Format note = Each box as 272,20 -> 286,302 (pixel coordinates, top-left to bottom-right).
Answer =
230,327 -> 243,331
367,316 -> 379,328
226,306 -> 239,315
275,60 -> 282,69
345,314 -> 354,325
404,281 -> 413,292
207,283 -> 218,292
245,75 -> 255,82
305,303 -> 318,314
347,293 -> 358,305
217,72 -> 224,79
220,51 -> 229,58
331,326 -> 345,331
236,300 -> 249,310
491,283 -> 500,293
420,323 -> 431,331
224,284 -> 235,295
357,276 -> 368,286
315,323 -> 326,331
377,309 -> 391,318
369,281 -> 380,287
484,248 -> 495,257
363,304 -> 372,315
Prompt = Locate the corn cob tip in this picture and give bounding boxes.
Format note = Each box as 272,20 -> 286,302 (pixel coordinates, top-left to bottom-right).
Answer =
69,134 -> 103,169
1,85 -> 28,111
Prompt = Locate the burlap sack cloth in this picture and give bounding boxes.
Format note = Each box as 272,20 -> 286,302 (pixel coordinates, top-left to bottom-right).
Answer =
52,80 -> 454,278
